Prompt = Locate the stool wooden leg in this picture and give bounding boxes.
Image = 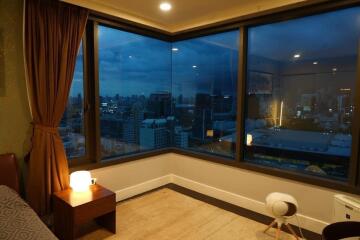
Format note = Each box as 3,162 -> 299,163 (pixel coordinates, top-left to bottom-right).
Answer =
275,224 -> 281,240
264,220 -> 277,233
285,224 -> 299,240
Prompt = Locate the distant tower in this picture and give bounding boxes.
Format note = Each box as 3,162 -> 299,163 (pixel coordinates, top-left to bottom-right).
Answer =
123,102 -> 145,146
148,91 -> 172,118
338,88 -> 352,125
193,93 -> 213,141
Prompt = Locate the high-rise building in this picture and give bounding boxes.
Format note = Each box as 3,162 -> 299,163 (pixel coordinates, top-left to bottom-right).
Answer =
123,103 -> 145,145
338,88 -> 352,126
166,116 -> 176,146
174,103 -> 195,128
211,95 -> 233,113
100,115 -> 123,140
148,91 -> 172,118
140,119 -> 169,149
193,93 -> 213,141
174,126 -> 189,148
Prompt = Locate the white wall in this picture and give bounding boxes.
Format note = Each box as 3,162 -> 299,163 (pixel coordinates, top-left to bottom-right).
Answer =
89,152 -> 360,233
170,153 -> 337,222
90,154 -> 172,193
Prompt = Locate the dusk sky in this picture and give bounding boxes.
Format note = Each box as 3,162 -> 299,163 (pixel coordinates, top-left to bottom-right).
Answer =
246,6 -> 360,109
69,6 -> 360,98
249,6 -> 360,61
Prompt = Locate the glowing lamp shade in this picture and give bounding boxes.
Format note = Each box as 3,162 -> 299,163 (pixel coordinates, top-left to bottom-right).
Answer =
246,134 -> 253,146
70,171 -> 92,192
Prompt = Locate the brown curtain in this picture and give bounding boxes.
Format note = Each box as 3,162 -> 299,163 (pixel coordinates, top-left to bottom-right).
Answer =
24,0 -> 88,216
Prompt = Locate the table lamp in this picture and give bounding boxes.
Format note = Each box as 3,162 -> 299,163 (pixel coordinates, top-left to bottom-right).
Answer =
70,171 -> 92,192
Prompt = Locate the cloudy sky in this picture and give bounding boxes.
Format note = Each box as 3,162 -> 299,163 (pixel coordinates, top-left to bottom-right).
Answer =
248,6 -> 360,61
69,6 -> 360,100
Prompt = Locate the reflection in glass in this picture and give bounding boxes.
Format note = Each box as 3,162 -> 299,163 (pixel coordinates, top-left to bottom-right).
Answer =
245,7 -> 360,180
172,30 -> 239,158
98,26 -> 172,159
60,41 -> 86,159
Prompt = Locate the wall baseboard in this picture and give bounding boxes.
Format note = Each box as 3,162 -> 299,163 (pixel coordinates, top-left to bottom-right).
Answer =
115,174 -> 173,202
115,173 -> 327,235
171,174 -> 328,234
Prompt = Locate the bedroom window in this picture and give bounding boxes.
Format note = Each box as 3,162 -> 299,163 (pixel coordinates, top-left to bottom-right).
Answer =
243,7 -> 360,181
97,25 -> 172,160
172,30 -> 239,158
60,41 -> 86,161
62,2 -> 360,193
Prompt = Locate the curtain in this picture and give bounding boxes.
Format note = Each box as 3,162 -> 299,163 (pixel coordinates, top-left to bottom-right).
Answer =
24,0 -> 88,216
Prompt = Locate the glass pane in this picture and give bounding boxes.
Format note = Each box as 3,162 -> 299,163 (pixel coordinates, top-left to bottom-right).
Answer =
172,30 -> 239,158
98,26 -> 172,159
60,41 -> 86,159
245,7 -> 360,180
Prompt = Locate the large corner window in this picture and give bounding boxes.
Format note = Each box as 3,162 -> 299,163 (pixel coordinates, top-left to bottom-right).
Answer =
172,30 -> 239,158
63,2 -> 360,192
98,26 -> 172,160
244,7 -> 360,181
60,41 -> 86,160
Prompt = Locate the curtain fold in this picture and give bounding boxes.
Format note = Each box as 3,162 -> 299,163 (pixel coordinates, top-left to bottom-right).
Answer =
24,0 -> 88,216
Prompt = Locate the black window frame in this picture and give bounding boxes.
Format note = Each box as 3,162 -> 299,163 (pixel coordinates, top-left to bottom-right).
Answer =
68,0 -> 360,195
63,36 -> 91,166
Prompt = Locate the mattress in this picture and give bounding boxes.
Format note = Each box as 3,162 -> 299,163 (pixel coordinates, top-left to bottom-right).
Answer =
0,185 -> 58,240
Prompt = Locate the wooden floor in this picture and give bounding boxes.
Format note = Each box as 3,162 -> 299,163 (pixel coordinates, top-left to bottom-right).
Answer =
79,188 -> 298,240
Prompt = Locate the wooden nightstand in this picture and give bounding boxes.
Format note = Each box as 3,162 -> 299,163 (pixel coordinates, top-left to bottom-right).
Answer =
53,184 -> 116,240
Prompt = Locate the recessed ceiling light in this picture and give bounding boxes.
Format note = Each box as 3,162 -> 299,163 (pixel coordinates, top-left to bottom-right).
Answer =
160,2 -> 172,11
172,47 -> 179,51
313,61 -> 318,65
293,54 -> 301,58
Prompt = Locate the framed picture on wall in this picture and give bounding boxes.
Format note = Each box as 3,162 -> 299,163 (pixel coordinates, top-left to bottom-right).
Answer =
247,71 -> 273,95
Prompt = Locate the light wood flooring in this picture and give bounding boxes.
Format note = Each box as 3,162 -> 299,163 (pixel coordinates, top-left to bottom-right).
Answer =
80,188 -> 299,240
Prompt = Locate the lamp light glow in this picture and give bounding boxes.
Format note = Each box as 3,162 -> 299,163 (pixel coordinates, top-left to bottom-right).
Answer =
279,100 -> 284,127
206,129 -> 214,137
313,61 -> 318,65
160,2 -> 172,11
246,134 -> 253,146
293,54 -> 301,58
70,171 -> 92,192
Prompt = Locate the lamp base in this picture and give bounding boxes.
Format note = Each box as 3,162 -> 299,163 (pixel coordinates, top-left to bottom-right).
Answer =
264,220 -> 299,240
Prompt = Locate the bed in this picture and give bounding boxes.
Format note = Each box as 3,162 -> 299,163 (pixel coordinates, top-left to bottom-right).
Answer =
0,153 -> 58,240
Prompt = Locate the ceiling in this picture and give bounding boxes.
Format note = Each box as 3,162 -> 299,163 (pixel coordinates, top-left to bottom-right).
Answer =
62,0 -> 305,33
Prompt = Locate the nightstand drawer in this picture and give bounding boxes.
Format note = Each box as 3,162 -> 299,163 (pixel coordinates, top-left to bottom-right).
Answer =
73,193 -> 115,224
53,184 -> 116,240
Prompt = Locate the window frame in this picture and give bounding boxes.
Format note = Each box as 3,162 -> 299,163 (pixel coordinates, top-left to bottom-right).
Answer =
64,35 -> 91,167
95,22 -> 174,161
68,0 -> 360,195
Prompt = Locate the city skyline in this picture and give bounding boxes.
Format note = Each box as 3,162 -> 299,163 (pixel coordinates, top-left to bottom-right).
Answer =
62,6 -> 360,181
